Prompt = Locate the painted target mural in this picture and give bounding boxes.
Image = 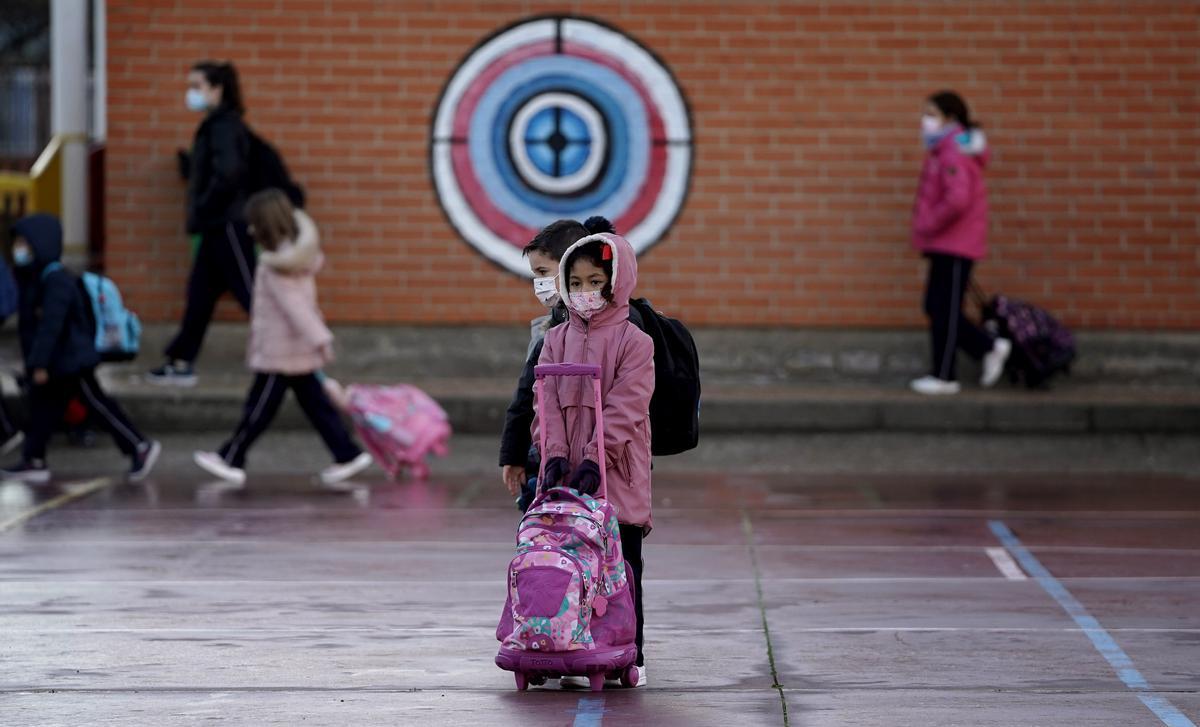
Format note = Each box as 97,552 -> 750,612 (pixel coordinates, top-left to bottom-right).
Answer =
431,16 -> 693,277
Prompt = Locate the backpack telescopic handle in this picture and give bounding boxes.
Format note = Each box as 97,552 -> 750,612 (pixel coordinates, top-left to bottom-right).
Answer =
533,363 -> 607,499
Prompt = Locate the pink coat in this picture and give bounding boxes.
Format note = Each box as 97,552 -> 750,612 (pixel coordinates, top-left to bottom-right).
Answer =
536,232 -> 655,530
247,210 -> 334,374
912,128 -> 991,261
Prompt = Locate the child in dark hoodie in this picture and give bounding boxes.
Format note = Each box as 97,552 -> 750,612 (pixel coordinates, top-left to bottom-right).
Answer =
1,214 -> 161,484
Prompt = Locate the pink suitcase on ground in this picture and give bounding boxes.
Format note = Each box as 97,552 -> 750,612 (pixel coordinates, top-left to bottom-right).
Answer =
494,363 -> 640,691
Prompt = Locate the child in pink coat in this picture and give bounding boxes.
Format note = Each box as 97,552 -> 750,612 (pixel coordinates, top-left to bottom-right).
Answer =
192,189 -> 372,486
536,231 -> 655,686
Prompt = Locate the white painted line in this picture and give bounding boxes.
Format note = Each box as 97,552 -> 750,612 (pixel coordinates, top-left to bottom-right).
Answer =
986,546 -> 1029,580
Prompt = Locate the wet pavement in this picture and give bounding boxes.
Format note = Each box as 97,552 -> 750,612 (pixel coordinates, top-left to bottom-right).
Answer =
2,449 -> 1199,726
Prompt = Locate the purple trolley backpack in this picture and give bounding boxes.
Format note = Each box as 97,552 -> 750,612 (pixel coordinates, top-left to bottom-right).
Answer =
981,293 -> 1077,388
495,363 -> 640,691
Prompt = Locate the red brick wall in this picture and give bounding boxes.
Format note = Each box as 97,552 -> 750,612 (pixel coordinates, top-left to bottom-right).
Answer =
106,1 -> 1199,329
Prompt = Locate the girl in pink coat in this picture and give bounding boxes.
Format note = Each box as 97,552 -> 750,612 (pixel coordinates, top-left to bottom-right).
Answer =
192,189 -> 372,486
911,91 -> 1011,395
536,231 -> 654,685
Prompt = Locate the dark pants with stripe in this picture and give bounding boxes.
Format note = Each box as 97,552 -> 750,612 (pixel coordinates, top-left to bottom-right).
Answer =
165,221 -> 257,364
219,372 -> 361,468
23,369 -> 146,462
619,523 -> 646,667
923,253 -> 993,382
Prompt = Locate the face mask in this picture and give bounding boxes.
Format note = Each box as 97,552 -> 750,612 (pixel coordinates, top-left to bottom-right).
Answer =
569,291 -> 608,320
12,247 -> 33,267
532,276 -> 560,308
921,116 -> 942,136
186,89 -> 209,112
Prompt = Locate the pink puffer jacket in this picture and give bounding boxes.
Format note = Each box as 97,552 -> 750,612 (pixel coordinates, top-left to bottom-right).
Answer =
536,232 -> 655,530
247,210 -> 334,374
912,128 -> 991,261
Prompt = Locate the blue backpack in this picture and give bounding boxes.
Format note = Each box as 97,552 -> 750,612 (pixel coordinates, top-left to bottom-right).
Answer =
42,262 -> 142,362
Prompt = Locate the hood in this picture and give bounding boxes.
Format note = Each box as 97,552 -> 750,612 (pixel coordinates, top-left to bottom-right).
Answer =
954,128 -> 990,169
11,213 -> 63,272
557,232 -> 638,328
257,209 -> 322,273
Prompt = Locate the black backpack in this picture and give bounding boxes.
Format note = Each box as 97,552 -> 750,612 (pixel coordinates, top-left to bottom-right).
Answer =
246,129 -> 306,208
629,298 -> 700,456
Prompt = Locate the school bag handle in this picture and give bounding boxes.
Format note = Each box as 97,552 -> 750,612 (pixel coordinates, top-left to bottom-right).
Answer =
533,363 -> 607,499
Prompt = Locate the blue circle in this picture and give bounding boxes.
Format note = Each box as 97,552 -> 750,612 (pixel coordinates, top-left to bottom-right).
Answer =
467,56 -> 650,225
522,106 -> 593,178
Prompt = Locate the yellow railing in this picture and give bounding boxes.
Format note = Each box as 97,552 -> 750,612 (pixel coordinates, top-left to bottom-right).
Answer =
0,133 -> 88,219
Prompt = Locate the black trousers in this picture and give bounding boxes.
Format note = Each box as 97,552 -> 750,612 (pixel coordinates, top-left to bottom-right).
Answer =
619,523 -> 646,667
219,372 -> 361,469
165,222 -> 257,363
0,396 -> 16,441
923,254 -> 993,381
24,369 -> 146,462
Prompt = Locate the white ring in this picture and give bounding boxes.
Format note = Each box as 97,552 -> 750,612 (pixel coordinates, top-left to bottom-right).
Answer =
508,92 -> 607,196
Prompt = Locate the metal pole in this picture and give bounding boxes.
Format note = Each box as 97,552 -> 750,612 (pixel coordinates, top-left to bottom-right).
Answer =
92,0 -> 106,143
50,0 -> 89,266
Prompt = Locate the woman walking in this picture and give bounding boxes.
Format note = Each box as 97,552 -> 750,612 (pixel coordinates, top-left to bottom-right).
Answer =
910,90 -> 1010,395
148,60 -> 256,387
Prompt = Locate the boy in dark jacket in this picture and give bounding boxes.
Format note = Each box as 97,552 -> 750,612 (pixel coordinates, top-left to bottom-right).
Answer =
1,214 -> 161,484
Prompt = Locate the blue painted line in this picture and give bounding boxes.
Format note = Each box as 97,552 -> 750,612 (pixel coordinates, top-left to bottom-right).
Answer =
989,520 -> 1196,727
572,696 -> 606,727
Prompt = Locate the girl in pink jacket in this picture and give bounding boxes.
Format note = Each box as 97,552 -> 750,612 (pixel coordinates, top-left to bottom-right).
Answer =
192,189 -> 372,486
536,231 -> 654,685
910,91 -> 1010,395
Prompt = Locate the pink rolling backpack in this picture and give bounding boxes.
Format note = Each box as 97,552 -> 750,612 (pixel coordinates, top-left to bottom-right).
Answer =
325,380 -> 451,480
495,363 -> 640,691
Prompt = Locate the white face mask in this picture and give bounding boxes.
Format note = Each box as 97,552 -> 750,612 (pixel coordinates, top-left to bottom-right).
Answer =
186,88 -> 209,112
921,115 -> 942,136
569,291 -> 608,320
532,276 -> 560,308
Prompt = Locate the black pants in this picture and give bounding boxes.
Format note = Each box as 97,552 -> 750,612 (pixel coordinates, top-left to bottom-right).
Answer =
923,254 -> 993,381
0,396 -> 17,441
219,372 -> 361,468
619,523 -> 646,667
165,222 -> 257,363
23,369 -> 146,462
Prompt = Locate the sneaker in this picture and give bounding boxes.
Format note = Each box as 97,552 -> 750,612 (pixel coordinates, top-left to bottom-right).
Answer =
192,451 -> 246,486
910,375 -> 962,396
1,459 -> 50,484
0,431 -> 24,458
146,361 -> 197,388
981,338 -> 1012,388
319,452 -> 373,486
129,440 -> 162,483
559,675 -> 589,689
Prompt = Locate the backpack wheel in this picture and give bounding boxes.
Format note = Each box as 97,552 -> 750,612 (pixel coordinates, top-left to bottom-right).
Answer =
514,672 -> 528,691
621,665 -> 640,688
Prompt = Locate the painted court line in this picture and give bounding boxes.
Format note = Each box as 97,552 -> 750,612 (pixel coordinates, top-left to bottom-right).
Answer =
985,546 -> 1028,580
0,478 -> 110,534
989,520 -> 1196,727
572,696 -> 606,727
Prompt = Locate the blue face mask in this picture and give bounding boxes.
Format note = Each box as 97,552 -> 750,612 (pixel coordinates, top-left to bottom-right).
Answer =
12,246 -> 33,267
186,88 -> 209,112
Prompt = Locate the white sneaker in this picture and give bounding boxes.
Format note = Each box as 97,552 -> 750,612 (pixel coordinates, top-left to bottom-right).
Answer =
192,451 -> 246,485
319,452 -> 373,486
981,338 -> 1012,388
910,375 -> 961,395
559,675 -> 589,689
0,431 -> 24,458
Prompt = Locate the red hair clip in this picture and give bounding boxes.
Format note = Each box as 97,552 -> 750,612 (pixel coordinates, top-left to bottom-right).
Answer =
601,244 -> 613,261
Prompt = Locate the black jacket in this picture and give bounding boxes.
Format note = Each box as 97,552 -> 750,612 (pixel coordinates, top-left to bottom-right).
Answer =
498,301 -> 645,469
187,106 -> 251,234
12,215 -> 100,376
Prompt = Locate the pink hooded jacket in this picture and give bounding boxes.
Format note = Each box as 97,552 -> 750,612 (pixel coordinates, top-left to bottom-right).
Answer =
247,209 -> 335,374
536,232 -> 655,530
912,128 -> 991,261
